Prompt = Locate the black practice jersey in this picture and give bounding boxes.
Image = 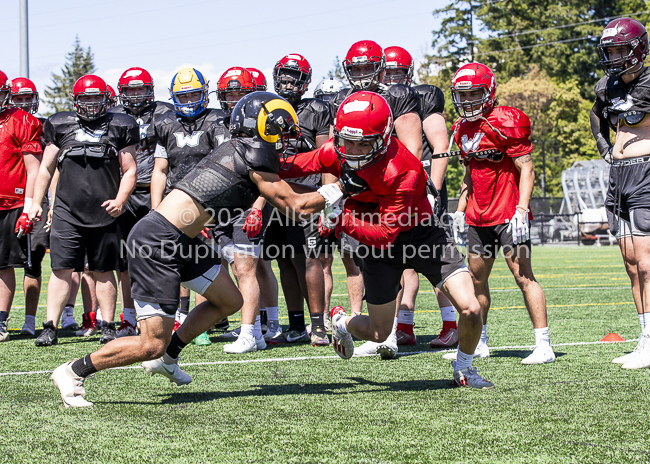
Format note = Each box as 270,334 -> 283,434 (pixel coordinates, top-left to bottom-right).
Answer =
43,111 -> 139,227
154,108 -> 229,191
109,101 -> 174,184
37,117 -> 48,151
329,83 -> 422,123
594,67 -> 650,130
414,84 -> 445,159
175,138 -> 280,218
289,97 -> 331,187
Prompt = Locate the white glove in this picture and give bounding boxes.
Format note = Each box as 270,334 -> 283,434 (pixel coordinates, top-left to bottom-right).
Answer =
507,208 -> 530,245
320,204 -> 342,229
427,194 -> 438,216
448,211 -> 466,245
317,183 -> 344,207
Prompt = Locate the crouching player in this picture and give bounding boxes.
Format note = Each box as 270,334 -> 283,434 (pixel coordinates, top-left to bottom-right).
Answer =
281,91 -> 494,389
49,93 -> 361,407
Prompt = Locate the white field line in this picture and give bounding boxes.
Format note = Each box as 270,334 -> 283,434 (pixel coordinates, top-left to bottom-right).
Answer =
0,338 -> 638,377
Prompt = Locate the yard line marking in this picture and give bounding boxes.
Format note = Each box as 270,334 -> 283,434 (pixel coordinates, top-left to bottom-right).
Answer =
0,338 -> 638,377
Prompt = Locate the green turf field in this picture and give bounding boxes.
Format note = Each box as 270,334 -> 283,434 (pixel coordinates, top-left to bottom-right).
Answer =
2,246 -> 649,463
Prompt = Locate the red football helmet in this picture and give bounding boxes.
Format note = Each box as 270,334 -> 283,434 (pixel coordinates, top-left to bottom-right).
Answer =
118,67 -> 155,111
334,91 -> 394,170
598,18 -> 649,77
246,68 -> 267,91
217,67 -> 256,112
273,54 -> 312,102
342,40 -> 385,90
10,77 -> 39,114
450,63 -> 497,121
72,74 -> 110,121
107,85 -> 118,108
383,46 -> 414,86
0,70 -> 10,108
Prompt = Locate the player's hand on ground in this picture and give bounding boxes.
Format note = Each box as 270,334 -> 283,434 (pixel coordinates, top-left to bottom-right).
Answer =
242,208 -> 263,238
15,213 -> 34,238
507,208 -> 530,245
102,199 -> 124,217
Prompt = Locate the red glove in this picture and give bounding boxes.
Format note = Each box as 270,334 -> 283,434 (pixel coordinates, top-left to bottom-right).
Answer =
318,215 -> 335,237
15,213 -> 33,239
242,208 -> 263,238
200,227 -> 211,239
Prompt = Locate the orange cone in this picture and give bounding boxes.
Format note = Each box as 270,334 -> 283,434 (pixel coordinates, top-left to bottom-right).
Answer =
601,333 -> 625,342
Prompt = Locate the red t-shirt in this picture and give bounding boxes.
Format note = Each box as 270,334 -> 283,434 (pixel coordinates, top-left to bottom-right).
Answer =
279,138 -> 433,248
0,108 -> 43,210
452,106 -> 533,227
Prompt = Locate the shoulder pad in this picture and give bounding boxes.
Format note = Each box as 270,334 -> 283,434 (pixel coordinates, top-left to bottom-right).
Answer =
154,101 -> 175,115
594,75 -> 609,98
108,106 -> 126,115
155,112 -> 176,126
491,106 -> 531,138
385,83 -> 415,99
107,112 -> 139,128
48,111 -> 78,126
204,108 -> 228,122
239,138 -> 280,174
304,97 -> 330,115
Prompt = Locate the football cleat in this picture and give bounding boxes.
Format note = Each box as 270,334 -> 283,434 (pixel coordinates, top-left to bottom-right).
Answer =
218,326 -> 241,340
51,361 -> 93,408
0,317 -> 9,342
330,306 -> 354,359
452,361 -> 494,389
35,321 -> 58,346
214,318 -> 230,331
61,307 -> 79,331
310,329 -> 330,347
263,320 -> 282,340
430,327 -> 459,348
613,334 -> 647,364
224,334 -> 266,354
116,313 -> 138,338
76,312 -> 98,337
142,354 -> 192,386
521,345 -> 556,365
99,322 -> 116,344
267,329 -> 310,345
353,340 -> 380,357
621,334 -> 650,369
193,331 -> 211,346
377,331 -> 398,360
396,330 -> 416,345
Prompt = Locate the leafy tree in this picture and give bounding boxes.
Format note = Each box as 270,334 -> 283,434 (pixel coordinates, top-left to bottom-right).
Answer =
326,56 -> 346,80
43,36 -> 96,114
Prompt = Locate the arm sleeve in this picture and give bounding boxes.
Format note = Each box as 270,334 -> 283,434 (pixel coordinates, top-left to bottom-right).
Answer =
42,118 -> 58,147
154,143 -> 168,159
386,85 -> 422,120
278,142 -> 341,179
416,85 -> 445,119
590,100 -> 612,156
20,115 -> 43,155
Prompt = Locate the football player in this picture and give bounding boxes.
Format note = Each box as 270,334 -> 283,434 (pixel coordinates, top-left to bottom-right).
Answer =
264,53 -> 331,346
151,67 -> 229,345
281,91 -> 493,388
28,74 -> 138,347
107,85 -> 118,108
9,77 -> 54,337
48,92 -> 357,407
444,63 -> 555,365
110,67 -> 174,338
314,78 -> 347,102
592,18 -> 650,369
0,71 -> 43,342
246,68 -> 267,91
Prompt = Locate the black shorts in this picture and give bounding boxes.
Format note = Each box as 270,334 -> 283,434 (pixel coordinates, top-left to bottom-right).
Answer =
606,157 -> 650,233
127,210 -> 220,307
358,223 -> 467,305
214,204 -> 273,263
262,208 -> 320,260
24,198 -> 50,278
466,223 -> 531,258
421,152 -> 449,220
49,214 -> 125,272
317,232 -> 360,258
122,186 -> 152,237
0,207 -> 28,270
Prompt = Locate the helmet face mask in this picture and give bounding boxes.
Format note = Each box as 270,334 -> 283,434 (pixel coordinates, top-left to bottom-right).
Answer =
598,43 -> 643,76
118,67 -> 155,112
72,75 -> 110,121
344,61 -> 385,90
598,18 -> 649,77
0,71 -> 11,109
170,68 -> 209,118
10,77 -> 39,114
383,68 -> 410,86
273,54 -> 312,103
383,46 -> 414,86
451,63 -> 497,121
451,87 -> 490,121
217,67 -> 256,113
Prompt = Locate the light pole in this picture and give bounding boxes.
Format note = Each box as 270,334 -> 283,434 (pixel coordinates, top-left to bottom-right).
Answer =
20,0 -> 29,78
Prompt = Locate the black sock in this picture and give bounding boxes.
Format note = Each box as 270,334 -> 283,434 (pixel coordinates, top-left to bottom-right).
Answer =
288,311 -> 305,332
71,354 -> 97,378
179,297 -> 190,316
0,311 -> 8,323
166,332 -> 188,359
260,309 -> 268,326
309,313 -> 325,333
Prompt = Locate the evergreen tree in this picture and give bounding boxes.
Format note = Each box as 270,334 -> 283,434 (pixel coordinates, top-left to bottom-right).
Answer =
326,56 -> 346,80
43,36 -> 96,114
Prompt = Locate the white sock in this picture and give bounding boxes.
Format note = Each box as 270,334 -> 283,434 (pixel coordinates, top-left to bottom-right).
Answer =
253,315 -> 262,339
534,327 -> 551,347
96,307 -> 102,322
440,306 -> 456,322
391,317 -> 398,335
240,323 -> 254,339
266,306 -> 279,322
639,313 -> 647,330
24,315 -> 35,326
336,315 -> 349,334
455,350 -> 473,370
480,324 -> 488,343
397,310 -> 414,325
123,308 -> 137,325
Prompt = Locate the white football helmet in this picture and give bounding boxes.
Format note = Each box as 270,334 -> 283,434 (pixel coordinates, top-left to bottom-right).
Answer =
313,78 -> 348,101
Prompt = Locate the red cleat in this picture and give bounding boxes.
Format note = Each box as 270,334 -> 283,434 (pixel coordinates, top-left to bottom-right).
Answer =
396,330 -> 417,345
430,327 -> 458,348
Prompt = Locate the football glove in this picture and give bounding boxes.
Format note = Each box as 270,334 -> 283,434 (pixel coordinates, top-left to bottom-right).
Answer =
15,213 -> 33,239
449,211 -> 466,246
242,208 -> 263,238
337,169 -> 369,198
507,208 -> 530,245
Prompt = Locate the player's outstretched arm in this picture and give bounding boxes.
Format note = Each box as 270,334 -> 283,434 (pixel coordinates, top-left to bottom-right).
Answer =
29,143 -> 58,221
250,170 -> 327,220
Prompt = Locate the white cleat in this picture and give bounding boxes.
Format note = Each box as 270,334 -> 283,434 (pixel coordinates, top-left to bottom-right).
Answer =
376,332 -> 398,360
61,307 -> 79,331
621,334 -> 650,369
50,361 -> 93,408
452,361 -> 494,389
443,337 -> 490,361
142,354 -> 192,386
613,334 -> 646,364
331,306 -> 354,360
521,344 -> 556,365
223,334 -> 266,353
263,321 -> 282,341
353,340 -> 381,357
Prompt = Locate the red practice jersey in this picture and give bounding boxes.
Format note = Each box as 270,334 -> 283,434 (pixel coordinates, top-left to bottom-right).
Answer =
452,106 -> 533,227
280,138 -> 433,248
0,108 -> 43,210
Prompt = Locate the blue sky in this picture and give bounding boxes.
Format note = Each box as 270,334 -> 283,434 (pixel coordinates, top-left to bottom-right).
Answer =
3,0 -> 444,114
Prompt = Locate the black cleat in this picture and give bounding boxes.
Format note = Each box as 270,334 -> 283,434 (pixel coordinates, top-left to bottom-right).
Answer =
99,322 -> 116,344
35,321 -> 59,346
214,318 -> 229,331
